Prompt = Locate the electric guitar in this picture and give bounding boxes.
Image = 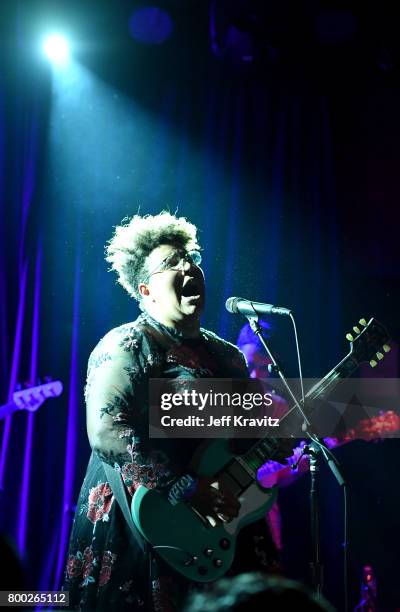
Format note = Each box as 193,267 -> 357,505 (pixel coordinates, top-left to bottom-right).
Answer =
0,380 -> 63,420
131,317 -> 391,581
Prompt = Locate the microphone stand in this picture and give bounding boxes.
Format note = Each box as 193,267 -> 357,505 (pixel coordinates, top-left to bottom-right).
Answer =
247,315 -> 346,602
246,316 -> 311,429
293,439 -> 345,600
309,444 -> 323,597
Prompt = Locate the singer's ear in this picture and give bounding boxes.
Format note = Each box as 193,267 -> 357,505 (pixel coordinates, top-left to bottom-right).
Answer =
138,283 -> 150,297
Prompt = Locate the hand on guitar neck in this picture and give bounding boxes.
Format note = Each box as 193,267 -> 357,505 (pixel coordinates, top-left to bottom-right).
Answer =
190,476 -> 241,525
259,410 -> 400,489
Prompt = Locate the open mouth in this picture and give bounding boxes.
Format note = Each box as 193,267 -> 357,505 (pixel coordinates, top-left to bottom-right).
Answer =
181,278 -> 202,299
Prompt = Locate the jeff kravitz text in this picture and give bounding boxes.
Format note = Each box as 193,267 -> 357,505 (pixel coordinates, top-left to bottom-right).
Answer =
160,414 -> 280,428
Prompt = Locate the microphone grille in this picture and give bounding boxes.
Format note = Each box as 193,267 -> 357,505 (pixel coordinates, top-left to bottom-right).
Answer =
225,297 -> 239,313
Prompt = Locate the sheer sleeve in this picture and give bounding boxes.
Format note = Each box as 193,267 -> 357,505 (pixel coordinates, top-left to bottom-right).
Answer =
85,326 -> 184,495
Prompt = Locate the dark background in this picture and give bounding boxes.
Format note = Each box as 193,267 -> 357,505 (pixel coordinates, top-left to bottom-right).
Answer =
0,1 -> 399,609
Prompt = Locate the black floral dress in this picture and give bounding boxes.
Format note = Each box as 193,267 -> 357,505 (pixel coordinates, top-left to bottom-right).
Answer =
62,313 -> 280,611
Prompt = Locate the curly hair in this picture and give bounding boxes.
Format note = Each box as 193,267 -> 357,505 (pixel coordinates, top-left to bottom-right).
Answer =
105,211 -> 200,301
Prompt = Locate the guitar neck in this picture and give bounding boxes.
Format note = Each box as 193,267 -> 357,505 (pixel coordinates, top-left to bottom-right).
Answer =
304,351 -> 360,403
0,401 -> 18,420
239,349 -> 366,476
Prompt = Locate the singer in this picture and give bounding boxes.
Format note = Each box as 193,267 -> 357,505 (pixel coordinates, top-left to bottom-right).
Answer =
62,212 -> 281,611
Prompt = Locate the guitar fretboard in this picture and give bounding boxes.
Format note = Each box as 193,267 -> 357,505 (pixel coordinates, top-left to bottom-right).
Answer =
241,352 -> 362,475
219,315 -> 390,495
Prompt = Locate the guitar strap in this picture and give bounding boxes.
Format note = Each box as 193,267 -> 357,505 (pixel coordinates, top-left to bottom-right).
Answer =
102,463 -> 156,607
102,461 -> 148,553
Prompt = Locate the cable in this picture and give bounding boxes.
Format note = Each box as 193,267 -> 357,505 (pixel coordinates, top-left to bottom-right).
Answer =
289,312 -> 305,408
247,313 -> 310,428
343,484 -> 349,612
288,313 -> 349,609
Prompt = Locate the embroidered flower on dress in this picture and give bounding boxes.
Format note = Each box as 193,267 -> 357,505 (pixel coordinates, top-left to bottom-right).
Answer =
87,483 -> 114,524
166,345 -> 201,370
82,547 -> 94,574
118,428 -> 135,439
112,412 -> 127,423
120,456 -> 173,495
81,546 -> 97,585
119,330 -> 140,351
142,352 -> 162,374
88,352 -> 112,370
98,550 -> 117,587
66,553 -> 83,579
99,395 -> 128,420
66,546 -> 97,586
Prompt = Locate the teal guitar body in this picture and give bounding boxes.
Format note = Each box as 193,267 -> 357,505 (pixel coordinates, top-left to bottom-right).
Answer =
131,439 -> 277,582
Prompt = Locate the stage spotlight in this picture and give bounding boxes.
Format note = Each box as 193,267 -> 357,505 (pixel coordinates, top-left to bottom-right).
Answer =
42,34 -> 69,64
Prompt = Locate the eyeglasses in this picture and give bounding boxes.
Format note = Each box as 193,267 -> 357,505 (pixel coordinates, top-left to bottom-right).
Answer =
143,249 -> 202,283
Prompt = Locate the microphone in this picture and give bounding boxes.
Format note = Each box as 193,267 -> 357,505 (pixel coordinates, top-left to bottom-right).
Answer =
225,296 -> 292,317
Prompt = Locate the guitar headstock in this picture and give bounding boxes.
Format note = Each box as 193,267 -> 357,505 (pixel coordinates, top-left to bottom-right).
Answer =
13,380 -> 63,412
345,318 -> 391,368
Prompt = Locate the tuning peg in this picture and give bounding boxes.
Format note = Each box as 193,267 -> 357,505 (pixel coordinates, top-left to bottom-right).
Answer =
376,352 -> 384,360
383,344 -> 391,353
353,326 -> 361,334
359,318 -> 367,327
43,375 -> 53,382
346,333 -> 354,342
370,359 -> 378,368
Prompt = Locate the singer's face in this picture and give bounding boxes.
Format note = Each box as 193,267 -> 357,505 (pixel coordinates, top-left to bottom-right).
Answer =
140,244 -> 205,325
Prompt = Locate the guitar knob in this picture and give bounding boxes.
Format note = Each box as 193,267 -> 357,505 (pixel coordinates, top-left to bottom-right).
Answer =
203,548 -> 213,557
376,352 -> 384,360
370,359 -> 378,368
383,344 -> 391,353
346,333 -> 354,342
353,326 -> 361,335
219,538 -> 231,550
359,318 -> 367,327
213,559 -> 223,568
